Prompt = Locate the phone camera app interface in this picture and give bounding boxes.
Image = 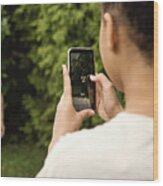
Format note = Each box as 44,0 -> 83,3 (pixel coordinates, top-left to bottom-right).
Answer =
70,50 -> 95,111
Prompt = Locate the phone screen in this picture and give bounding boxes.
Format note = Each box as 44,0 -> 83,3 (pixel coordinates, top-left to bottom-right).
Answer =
69,48 -> 96,111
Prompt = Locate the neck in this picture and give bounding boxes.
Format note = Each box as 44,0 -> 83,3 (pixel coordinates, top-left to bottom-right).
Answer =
123,60 -> 153,118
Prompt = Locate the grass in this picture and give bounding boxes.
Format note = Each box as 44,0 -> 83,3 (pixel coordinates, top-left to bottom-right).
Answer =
1,143 -> 47,177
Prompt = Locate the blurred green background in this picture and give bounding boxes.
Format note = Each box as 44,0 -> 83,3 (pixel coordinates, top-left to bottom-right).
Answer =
1,3 -> 124,177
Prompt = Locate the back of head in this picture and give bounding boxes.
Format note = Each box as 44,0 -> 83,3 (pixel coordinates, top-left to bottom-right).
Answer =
101,1 -> 154,63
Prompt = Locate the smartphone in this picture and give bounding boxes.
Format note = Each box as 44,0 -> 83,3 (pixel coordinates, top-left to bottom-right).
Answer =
68,47 -> 96,111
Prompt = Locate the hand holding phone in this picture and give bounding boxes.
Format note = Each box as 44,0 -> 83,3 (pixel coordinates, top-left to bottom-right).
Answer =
90,73 -> 122,121
48,65 -> 95,152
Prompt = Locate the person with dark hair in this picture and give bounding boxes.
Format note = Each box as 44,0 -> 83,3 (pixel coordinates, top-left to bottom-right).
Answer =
37,2 -> 154,180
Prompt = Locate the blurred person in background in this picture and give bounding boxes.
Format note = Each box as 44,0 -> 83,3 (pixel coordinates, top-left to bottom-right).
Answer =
1,94 -> 5,138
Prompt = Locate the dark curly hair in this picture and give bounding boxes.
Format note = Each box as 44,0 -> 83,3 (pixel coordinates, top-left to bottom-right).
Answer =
101,1 -> 154,62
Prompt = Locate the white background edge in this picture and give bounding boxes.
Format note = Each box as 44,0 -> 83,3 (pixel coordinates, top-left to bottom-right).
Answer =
0,0 -> 162,185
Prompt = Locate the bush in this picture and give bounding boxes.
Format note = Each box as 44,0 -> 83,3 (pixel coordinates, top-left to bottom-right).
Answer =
1,143 -> 46,177
2,4 -> 104,147
2,4 -> 124,147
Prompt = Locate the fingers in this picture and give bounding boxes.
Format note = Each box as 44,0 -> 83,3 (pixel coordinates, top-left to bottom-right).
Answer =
90,74 -> 110,111
90,73 -> 112,89
79,109 -> 95,120
62,64 -> 72,98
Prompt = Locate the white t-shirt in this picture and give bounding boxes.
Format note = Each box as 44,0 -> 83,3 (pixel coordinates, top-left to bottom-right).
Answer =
37,112 -> 153,180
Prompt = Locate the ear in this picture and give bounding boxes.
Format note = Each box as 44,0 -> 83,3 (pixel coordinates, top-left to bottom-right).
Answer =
103,13 -> 117,51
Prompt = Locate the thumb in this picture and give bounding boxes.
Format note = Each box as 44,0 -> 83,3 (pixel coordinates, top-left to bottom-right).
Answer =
90,73 -> 112,89
62,64 -> 72,98
78,109 -> 95,120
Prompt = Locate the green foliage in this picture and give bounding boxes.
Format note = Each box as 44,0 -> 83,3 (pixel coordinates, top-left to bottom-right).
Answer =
2,4 -> 124,148
1,143 -> 46,177
2,4 -> 104,147
116,91 -> 125,108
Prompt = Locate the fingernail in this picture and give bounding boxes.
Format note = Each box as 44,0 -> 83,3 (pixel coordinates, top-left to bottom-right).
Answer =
62,65 -> 66,72
90,110 -> 95,115
90,75 -> 96,80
